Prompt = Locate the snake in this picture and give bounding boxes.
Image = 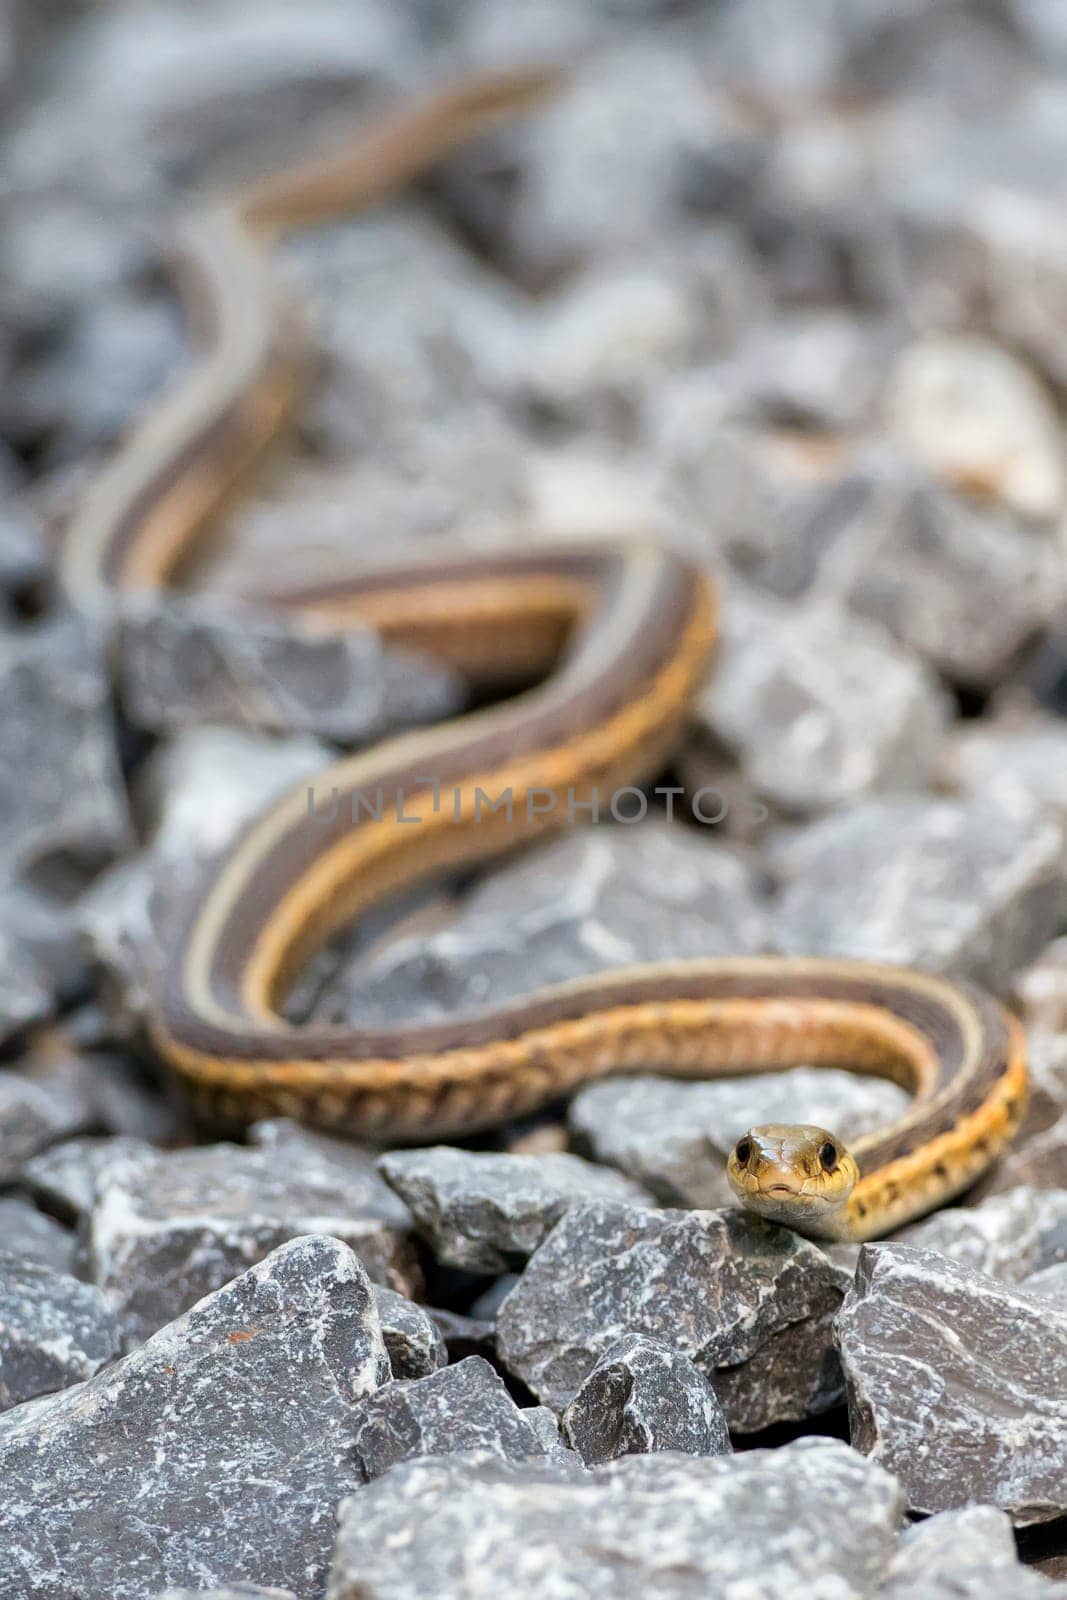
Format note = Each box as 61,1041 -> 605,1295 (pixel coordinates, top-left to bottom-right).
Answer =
61,67 -> 1028,1244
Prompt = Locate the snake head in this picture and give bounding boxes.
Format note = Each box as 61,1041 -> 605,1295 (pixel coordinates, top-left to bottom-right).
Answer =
726,1123 -> 860,1240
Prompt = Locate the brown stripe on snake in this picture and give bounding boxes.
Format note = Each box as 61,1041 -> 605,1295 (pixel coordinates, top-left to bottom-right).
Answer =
60,67 -> 1028,1243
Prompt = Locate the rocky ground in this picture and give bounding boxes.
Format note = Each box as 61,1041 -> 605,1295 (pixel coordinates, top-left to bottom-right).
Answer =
2,0 -> 1067,1596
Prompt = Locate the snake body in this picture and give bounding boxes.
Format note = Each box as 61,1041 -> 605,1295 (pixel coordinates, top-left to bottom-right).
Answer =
62,70 -> 1028,1242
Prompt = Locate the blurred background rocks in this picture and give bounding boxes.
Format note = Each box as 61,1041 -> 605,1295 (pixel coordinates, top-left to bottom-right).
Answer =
2,1 -> 1067,1596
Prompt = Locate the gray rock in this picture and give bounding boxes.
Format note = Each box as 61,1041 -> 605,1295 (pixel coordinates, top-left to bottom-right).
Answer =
350,1356 -> 551,1483
771,796 -> 1067,992
897,1188 -> 1067,1284
722,310 -> 894,434
884,1505 -> 1028,1597
698,586 -> 950,814
87,1121 -> 418,1345
560,1333 -> 731,1466
496,1202 -> 849,1432
984,1106 -> 1067,1194
373,1286 -> 447,1380
943,713 -> 1067,828
19,1133 -> 159,1223
115,592 -> 461,744
827,466 -> 1063,686
0,1196 -> 76,1274
286,210 -> 525,459
522,1404 -> 575,1466
0,1236 -> 389,1600
500,43 -> 764,277
9,289 -> 184,459
377,1146 -> 654,1273
836,1243 -> 1067,1525
569,1068 -> 909,1209
716,449 -> 1062,686
327,1438 -> 903,1600
0,889 -> 68,1044
0,1253 -> 118,1411
0,614 -> 129,881
0,1062 -> 99,1184
1023,1263 -> 1067,1312
314,823 -> 769,1028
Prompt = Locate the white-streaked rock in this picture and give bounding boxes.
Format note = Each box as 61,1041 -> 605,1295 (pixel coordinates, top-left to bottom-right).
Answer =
326,1439 -> 903,1600
0,1236 -> 390,1600
377,1146 -> 654,1273
497,1202 -> 849,1432
837,1243 -> 1067,1525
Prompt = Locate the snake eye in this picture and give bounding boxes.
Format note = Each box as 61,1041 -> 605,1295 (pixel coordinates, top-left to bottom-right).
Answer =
734,1138 -> 752,1167
819,1140 -> 838,1172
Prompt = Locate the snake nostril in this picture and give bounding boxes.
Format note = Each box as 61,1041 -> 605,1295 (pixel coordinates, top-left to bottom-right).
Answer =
734,1137 -> 752,1168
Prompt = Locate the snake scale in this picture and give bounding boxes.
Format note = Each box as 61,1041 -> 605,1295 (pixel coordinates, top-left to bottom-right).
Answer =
61,68 -> 1028,1242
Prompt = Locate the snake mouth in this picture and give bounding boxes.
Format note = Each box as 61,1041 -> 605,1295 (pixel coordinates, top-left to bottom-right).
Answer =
764,1183 -> 800,1198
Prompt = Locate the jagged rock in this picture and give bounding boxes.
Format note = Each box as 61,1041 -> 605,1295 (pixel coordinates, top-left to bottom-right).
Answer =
0,614 -> 129,881
327,1438 -> 903,1600
697,585 -> 949,813
828,467 -> 1063,686
0,1196 -> 76,1274
770,795 -> 1067,991
715,449 -> 1062,686
898,1188 -> 1067,1284
0,889 -> 70,1044
569,1067 -> 908,1209
943,713 -> 1067,828
314,823 -> 769,1027
496,1202 -> 848,1431
836,1243 -> 1067,1525
0,1236 -> 389,1600
350,1356 -> 551,1483
1024,1263 -> 1067,1311
884,333 -> 1065,521
377,1146 -> 654,1273
522,1404 -> 576,1466
87,1121 -> 418,1345
115,592 -> 461,744
560,1334 -> 731,1466
0,1253 -> 118,1411
0,1060 -> 100,1184
19,1133 -> 159,1222
374,1287 -> 447,1380
883,1505 -> 1037,1598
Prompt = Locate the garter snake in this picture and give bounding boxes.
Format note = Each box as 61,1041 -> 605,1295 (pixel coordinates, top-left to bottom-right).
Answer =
62,68 -> 1028,1242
